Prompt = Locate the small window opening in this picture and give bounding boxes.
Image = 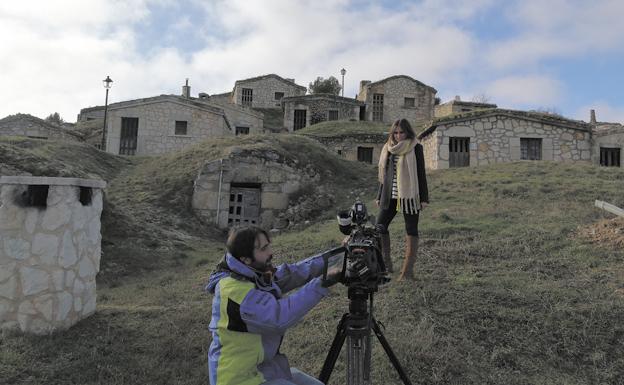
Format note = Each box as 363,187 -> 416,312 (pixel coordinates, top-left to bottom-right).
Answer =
79,187 -> 93,206
21,185 -> 49,208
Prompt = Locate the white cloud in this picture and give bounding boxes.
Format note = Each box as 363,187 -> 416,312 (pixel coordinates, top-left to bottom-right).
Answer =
485,75 -> 563,108
487,0 -> 624,69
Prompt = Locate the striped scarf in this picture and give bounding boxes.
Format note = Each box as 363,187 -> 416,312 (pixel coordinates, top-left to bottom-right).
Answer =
378,138 -> 421,214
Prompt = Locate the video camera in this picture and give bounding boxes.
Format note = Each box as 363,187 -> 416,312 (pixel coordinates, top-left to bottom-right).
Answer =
321,200 -> 389,291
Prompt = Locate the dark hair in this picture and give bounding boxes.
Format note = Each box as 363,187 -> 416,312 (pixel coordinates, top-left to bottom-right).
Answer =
387,118 -> 416,145
226,226 -> 270,260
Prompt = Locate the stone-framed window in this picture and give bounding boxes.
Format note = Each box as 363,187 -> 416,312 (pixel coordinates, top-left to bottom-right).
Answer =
600,147 -> 621,167
520,138 -> 542,160
236,126 -> 250,136
79,187 -> 93,206
175,120 -> 188,136
372,94 -> 384,122
357,146 -> 373,164
294,109 -> 307,130
449,137 -> 470,167
242,88 -> 253,107
404,97 -> 415,108
274,92 -> 284,100
328,110 -> 339,121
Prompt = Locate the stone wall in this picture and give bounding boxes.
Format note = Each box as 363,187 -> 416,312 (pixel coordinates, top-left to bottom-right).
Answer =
192,152 -> 320,229
434,100 -> 497,118
357,76 -> 436,124
0,114 -> 81,142
283,95 -> 362,132
593,128 -> 624,168
233,76 -> 306,109
304,134 -> 386,165
106,98 -> 231,155
206,97 -> 264,134
421,113 -> 592,169
0,176 -> 105,334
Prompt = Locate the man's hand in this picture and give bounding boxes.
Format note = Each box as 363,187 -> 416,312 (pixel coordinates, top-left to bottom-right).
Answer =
420,202 -> 428,210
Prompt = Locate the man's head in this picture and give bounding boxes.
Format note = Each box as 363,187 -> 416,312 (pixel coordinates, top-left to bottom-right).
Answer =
226,226 -> 273,272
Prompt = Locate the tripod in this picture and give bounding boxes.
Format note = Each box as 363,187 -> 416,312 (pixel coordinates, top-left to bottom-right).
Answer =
318,286 -> 413,385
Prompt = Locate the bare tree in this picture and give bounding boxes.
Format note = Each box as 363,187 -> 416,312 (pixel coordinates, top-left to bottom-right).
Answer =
471,93 -> 491,103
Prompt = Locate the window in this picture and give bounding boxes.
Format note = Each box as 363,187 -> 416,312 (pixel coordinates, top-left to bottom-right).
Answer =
242,88 -> 253,107
372,94 -> 384,122
228,184 -> 261,226
175,120 -> 188,135
600,147 -> 621,167
404,97 -> 415,108
79,187 -> 92,206
119,117 -> 139,155
357,146 -> 373,164
449,137 -> 470,167
21,185 -> 49,208
274,92 -> 284,100
236,126 -> 250,136
294,109 -> 307,130
328,110 -> 339,121
520,138 -> 542,160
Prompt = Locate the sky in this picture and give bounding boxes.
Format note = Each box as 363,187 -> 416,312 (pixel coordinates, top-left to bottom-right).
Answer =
1,0 -> 623,124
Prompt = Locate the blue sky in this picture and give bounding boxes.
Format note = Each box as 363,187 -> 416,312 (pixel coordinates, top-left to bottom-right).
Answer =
1,0 -> 623,123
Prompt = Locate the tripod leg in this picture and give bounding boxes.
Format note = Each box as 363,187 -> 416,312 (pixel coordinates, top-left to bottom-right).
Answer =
371,318 -> 413,385
319,314 -> 349,384
347,331 -> 371,385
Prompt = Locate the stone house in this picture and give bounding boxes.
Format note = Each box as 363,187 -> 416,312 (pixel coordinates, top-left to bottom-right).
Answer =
435,97 -> 497,118
0,176 -> 105,334
83,95 -> 263,156
0,114 -> 82,142
232,74 -> 307,109
592,124 -> 623,168
192,149 -> 321,229
418,109 -> 593,169
356,75 -> 437,124
281,94 -> 364,131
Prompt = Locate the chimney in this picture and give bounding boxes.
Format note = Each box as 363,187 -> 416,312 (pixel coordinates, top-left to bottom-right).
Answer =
182,78 -> 191,98
198,92 -> 209,100
454,95 -> 461,101
590,109 -> 596,124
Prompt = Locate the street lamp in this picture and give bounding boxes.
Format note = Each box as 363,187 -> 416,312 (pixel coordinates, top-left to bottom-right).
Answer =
340,68 -> 346,97
101,76 -> 113,151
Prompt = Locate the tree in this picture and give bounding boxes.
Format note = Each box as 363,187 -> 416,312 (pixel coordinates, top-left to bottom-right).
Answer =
308,76 -> 342,95
471,93 -> 491,103
45,112 -> 64,125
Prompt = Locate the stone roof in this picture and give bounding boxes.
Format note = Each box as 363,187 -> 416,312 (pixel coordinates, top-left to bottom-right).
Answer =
234,74 -> 307,91
593,123 -> 624,137
0,113 -> 82,139
281,93 -> 364,105
418,108 -> 592,139
439,100 -> 497,109
365,75 -> 437,94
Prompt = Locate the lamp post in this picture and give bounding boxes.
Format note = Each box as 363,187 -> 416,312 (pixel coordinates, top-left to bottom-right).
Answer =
101,76 -> 113,151
340,68 -> 346,97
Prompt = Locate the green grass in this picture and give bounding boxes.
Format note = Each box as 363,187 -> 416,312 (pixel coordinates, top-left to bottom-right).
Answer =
2,140 -> 624,384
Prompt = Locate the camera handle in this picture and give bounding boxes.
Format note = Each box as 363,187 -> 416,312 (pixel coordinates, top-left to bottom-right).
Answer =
318,291 -> 413,385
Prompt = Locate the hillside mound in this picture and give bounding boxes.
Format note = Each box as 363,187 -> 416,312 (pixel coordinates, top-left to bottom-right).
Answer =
297,120 -> 388,138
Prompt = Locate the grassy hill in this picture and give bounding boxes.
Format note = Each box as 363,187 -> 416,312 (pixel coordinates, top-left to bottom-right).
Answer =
1,136 -> 624,384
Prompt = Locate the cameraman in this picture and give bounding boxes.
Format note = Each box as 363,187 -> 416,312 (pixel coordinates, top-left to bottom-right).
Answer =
205,226 -> 333,385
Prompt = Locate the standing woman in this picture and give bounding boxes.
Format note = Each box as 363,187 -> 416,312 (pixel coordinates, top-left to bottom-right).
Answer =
376,118 -> 428,281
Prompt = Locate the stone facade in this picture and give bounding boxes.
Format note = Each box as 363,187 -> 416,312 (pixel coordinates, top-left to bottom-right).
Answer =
434,99 -> 497,118
203,96 -> 264,135
192,151 -> 320,229
418,109 -> 593,169
282,94 -> 364,132
0,176 -> 105,334
233,74 -> 306,109
0,114 -> 82,142
105,95 -> 233,155
302,132 -> 387,165
357,75 -> 437,124
592,126 -> 624,168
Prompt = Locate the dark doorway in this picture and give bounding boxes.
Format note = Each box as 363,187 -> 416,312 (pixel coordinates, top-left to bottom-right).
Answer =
357,146 -> 373,164
294,109 -> 307,130
600,147 -> 621,167
228,183 -> 261,226
119,117 -> 139,155
359,106 -> 366,121
449,137 -> 470,167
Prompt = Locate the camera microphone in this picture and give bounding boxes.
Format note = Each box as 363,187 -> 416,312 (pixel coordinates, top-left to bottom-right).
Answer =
337,210 -> 353,235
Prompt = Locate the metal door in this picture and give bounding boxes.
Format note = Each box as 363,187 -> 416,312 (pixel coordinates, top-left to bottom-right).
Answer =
449,137 -> 470,167
119,117 -> 138,155
228,186 -> 261,226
